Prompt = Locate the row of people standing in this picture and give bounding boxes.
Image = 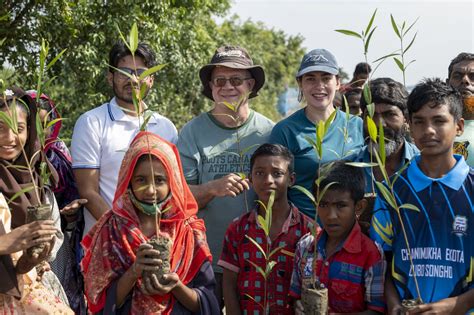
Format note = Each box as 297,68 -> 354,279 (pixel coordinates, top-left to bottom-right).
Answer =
0,36 -> 472,314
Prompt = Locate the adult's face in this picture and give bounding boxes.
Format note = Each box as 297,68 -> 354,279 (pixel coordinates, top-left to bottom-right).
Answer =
363,103 -> 406,157
353,73 -> 369,88
107,55 -> 154,105
298,71 -> 340,113
449,60 -> 474,98
210,67 -> 255,107
0,107 -> 28,161
347,93 -> 362,116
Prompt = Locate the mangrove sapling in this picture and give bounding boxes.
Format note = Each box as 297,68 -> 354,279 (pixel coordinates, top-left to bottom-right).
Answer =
244,190 -> 285,314
115,23 -> 173,283
389,15 -> 418,87
0,40 -> 68,258
292,111 -> 338,315
209,92 -> 259,213
348,116 -> 423,309
337,9 -> 422,310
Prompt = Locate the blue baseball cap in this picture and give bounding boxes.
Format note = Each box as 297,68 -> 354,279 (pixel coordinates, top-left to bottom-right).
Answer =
296,49 -> 339,78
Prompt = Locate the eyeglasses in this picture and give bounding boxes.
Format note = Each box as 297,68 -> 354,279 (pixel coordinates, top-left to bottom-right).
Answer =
114,67 -> 148,80
211,77 -> 252,87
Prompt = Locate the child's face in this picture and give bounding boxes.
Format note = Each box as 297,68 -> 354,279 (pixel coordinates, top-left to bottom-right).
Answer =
250,155 -> 295,204
131,156 -> 170,204
0,107 -> 28,161
410,102 -> 464,158
318,189 -> 362,242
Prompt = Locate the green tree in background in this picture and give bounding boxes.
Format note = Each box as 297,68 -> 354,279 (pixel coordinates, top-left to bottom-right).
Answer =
1,1 -> 304,139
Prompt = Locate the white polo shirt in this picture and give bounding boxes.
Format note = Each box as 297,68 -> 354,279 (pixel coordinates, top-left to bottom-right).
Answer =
71,98 -> 177,233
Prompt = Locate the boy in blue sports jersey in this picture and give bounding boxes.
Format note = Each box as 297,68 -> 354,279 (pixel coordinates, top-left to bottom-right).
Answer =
370,78 -> 474,314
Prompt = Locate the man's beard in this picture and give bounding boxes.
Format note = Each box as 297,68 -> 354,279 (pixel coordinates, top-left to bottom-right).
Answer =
113,82 -> 149,104
367,128 -> 405,157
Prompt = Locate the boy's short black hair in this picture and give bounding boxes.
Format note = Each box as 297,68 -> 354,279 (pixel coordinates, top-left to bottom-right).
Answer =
109,41 -> 157,72
354,62 -> 372,76
250,143 -> 294,173
448,52 -> 474,79
316,160 -> 365,203
360,77 -> 408,117
407,78 -> 463,122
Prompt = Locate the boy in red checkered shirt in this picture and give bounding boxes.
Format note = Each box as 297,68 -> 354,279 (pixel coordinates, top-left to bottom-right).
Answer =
218,143 -> 313,314
290,161 -> 386,314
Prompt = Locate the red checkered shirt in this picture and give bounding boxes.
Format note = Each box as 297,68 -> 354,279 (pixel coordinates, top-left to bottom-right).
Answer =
218,205 -> 313,314
289,222 -> 386,313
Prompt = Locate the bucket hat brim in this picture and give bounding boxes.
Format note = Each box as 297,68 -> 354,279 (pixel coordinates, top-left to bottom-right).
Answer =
199,62 -> 265,101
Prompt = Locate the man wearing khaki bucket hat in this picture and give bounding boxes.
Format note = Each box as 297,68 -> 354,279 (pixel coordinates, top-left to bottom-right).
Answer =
177,46 -> 274,309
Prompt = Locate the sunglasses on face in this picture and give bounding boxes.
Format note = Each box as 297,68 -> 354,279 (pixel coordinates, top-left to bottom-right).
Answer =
211,77 -> 252,87
114,67 -> 148,80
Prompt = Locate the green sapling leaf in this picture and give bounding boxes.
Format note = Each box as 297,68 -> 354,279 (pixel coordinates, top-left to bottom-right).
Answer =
373,52 -> 399,63
116,24 -> 132,52
222,101 -> 236,112
139,64 -> 167,80
46,48 -> 67,70
247,235 -> 267,259
403,33 -> 417,54
393,57 -> 404,71
363,83 -> 372,106
129,22 -> 138,54
375,182 -> 398,210
366,116 -> 378,143
365,9 -> 378,36
378,121 -> 386,165
246,255 -> 267,277
390,14 -> 401,39
403,17 -> 420,37
292,185 -> 315,204
335,29 -> 362,39
399,203 -> 421,212
35,114 -> 45,148
7,185 -> 35,204
364,27 -> 377,54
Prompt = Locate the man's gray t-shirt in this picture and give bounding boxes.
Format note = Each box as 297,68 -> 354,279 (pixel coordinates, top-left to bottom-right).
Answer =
177,111 -> 274,272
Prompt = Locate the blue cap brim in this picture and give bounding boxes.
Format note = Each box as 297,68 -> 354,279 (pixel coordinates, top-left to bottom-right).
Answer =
296,65 -> 339,78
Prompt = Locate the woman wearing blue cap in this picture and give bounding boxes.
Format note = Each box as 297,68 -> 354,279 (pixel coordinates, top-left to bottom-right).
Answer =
269,49 -> 364,218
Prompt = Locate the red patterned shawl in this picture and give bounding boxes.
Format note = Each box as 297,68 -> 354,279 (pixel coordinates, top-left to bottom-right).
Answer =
81,131 -> 211,314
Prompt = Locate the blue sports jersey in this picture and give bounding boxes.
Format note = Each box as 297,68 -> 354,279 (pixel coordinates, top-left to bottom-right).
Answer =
370,155 -> 474,303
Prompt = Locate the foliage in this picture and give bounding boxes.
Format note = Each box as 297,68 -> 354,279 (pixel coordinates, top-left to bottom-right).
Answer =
1,1 -> 305,140
337,8 -> 422,302
389,14 -> 418,86
245,191 -> 285,313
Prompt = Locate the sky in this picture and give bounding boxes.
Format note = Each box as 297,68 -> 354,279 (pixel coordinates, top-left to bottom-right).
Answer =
219,0 -> 473,87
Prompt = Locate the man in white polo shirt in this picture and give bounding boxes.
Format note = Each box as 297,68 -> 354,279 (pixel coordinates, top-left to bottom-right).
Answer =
71,41 -> 177,234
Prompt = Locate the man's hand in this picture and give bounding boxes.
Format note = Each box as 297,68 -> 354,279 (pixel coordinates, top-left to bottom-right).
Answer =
209,173 -> 250,198
60,198 -> 88,216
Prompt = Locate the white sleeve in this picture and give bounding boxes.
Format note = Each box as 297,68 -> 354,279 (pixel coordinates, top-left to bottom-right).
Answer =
46,189 -> 63,262
71,112 -> 102,169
